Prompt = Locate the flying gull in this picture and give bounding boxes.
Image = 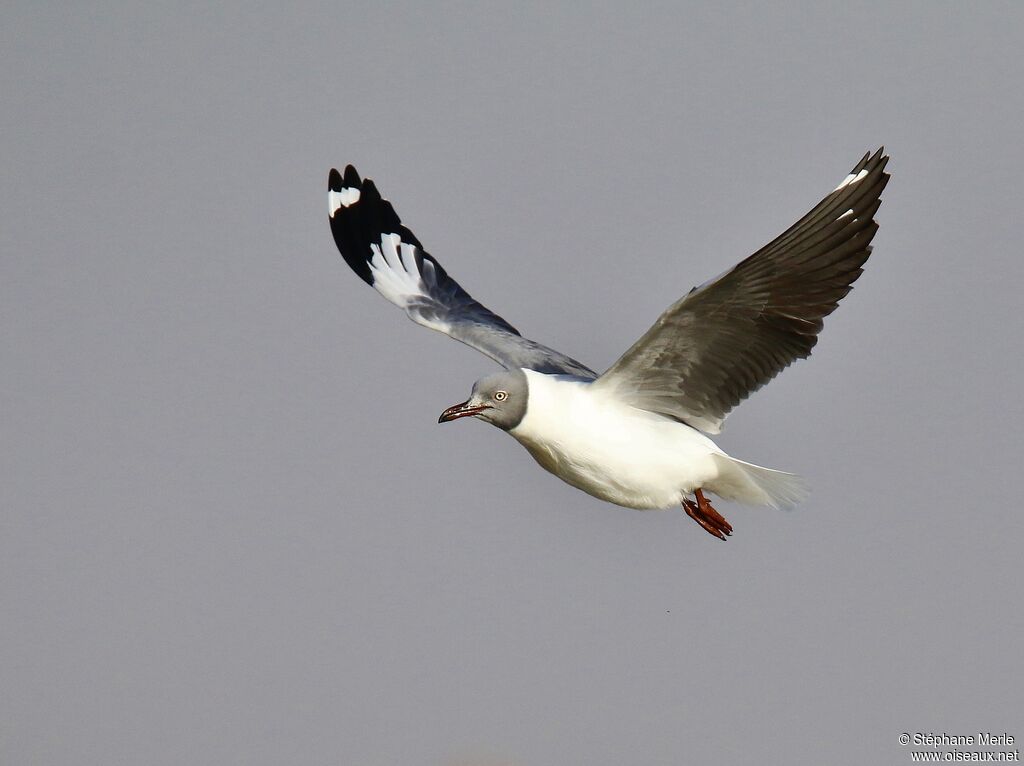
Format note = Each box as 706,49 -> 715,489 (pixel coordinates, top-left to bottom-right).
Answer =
328,150 -> 889,539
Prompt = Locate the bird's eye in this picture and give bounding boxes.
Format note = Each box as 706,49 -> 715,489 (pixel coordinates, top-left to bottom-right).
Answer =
494,390 -> 508,401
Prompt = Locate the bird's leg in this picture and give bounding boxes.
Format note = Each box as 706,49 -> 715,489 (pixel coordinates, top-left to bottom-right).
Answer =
682,489 -> 733,540
695,488 -> 732,538
682,498 -> 722,539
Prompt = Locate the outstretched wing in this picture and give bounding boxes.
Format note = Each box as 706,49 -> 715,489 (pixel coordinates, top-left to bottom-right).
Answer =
328,166 -> 595,377
594,149 -> 890,434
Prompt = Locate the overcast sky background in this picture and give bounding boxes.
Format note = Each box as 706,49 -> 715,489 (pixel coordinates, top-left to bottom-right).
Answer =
3,3 -> 1023,765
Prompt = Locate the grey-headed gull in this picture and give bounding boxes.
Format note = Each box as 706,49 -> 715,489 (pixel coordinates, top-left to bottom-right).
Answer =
328,150 -> 889,539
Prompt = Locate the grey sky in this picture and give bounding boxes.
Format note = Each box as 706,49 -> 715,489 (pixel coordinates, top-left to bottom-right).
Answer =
3,3 -> 1022,765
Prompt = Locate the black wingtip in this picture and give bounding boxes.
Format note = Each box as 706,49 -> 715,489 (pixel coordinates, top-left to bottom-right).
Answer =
344,164 -> 362,186
327,166 -> 410,286
361,178 -> 382,203
329,165 -> 364,190
849,147 -> 889,177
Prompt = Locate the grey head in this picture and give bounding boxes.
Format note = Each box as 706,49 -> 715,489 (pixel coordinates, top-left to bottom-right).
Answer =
437,369 -> 529,431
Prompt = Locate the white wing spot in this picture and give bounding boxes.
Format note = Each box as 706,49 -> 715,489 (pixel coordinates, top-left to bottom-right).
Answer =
367,235 -> 426,306
399,242 -> 419,278
328,186 -> 362,216
838,209 -> 854,220
833,168 -> 869,192
378,232 -> 404,272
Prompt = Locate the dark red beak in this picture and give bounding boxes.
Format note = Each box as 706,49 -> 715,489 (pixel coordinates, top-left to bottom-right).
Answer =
438,400 -> 489,423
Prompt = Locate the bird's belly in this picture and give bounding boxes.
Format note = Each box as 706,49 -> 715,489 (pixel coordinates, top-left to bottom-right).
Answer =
511,402 -> 722,510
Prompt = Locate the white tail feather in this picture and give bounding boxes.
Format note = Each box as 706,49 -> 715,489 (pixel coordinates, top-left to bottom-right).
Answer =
710,454 -> 809,509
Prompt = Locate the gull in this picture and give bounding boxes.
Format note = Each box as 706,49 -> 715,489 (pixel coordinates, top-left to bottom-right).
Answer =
328,150 -> 889,539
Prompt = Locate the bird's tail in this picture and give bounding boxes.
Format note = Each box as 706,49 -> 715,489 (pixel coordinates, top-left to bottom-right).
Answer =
709,454 -> 809,509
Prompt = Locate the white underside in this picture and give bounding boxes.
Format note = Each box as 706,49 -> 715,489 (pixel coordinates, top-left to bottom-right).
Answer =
510,370 -> 807,510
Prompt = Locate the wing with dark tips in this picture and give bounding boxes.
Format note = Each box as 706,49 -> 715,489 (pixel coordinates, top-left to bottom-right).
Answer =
328,166 -> 595,377
594,149 -> 890,433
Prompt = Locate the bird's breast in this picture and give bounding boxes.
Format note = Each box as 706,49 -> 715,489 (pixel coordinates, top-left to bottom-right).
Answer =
508,371 -> 722,509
